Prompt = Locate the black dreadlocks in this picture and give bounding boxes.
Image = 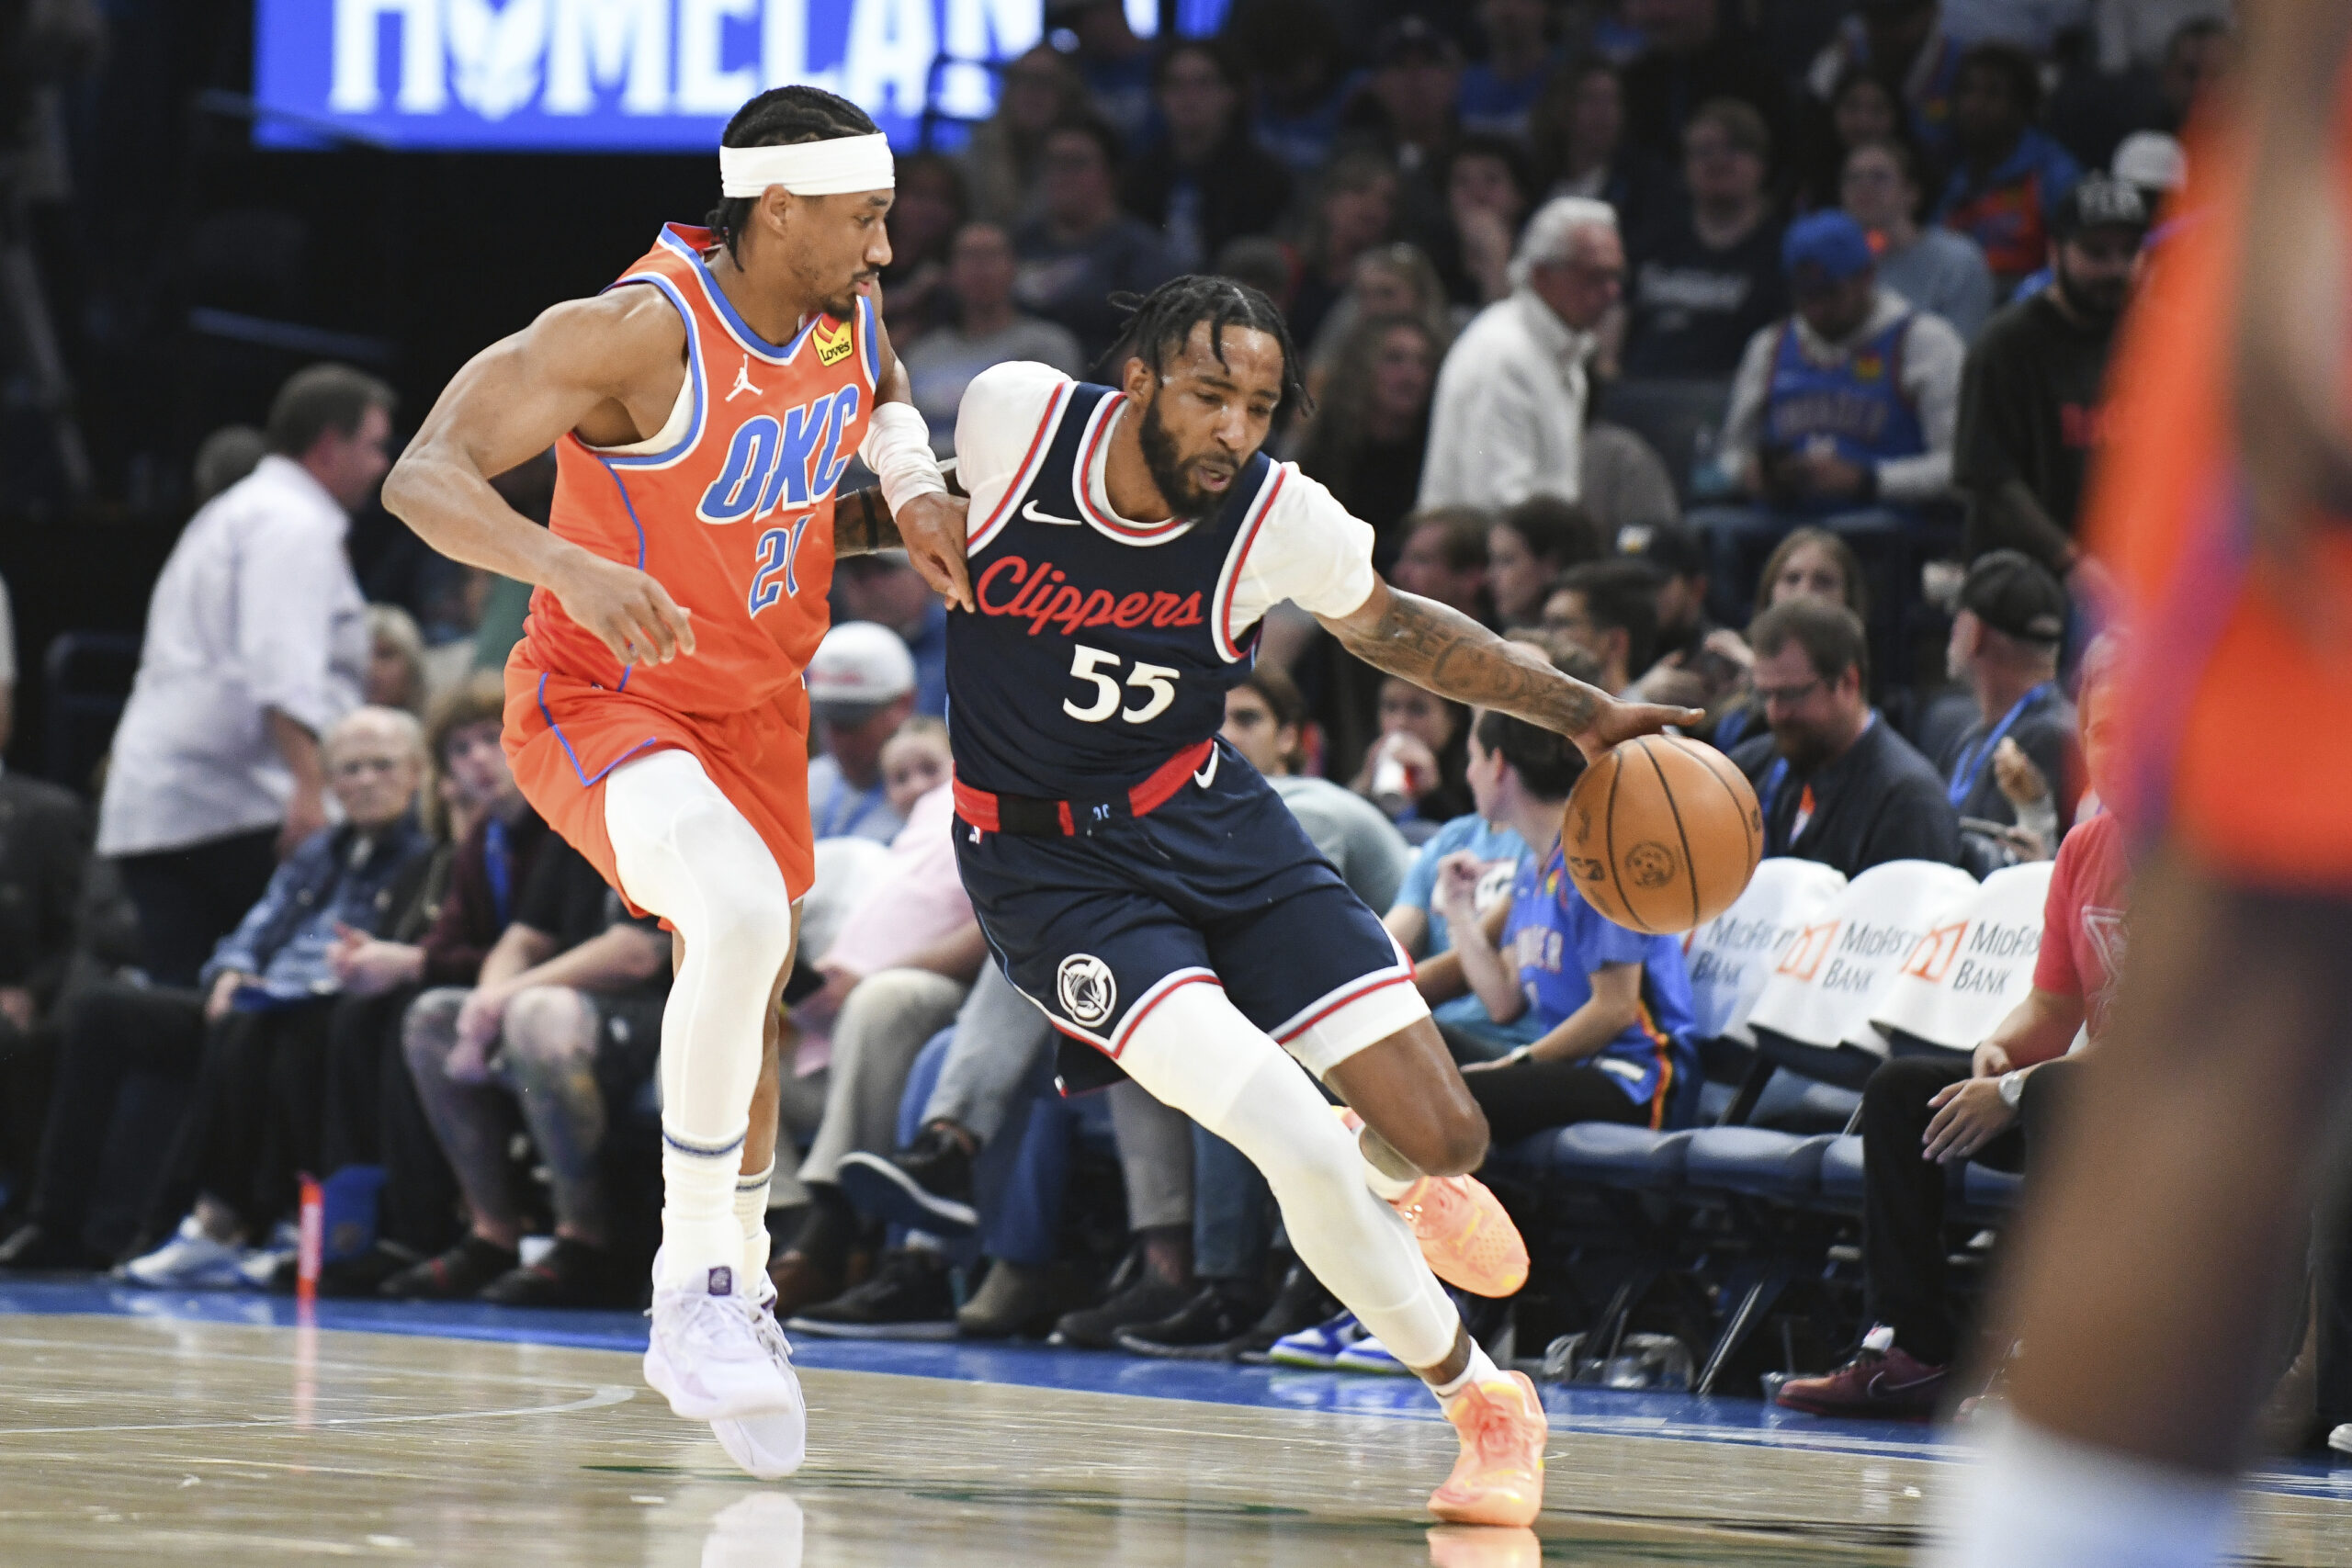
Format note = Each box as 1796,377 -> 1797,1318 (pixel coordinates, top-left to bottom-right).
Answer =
1099,275 -> 1313,415
706,86 -> 882,262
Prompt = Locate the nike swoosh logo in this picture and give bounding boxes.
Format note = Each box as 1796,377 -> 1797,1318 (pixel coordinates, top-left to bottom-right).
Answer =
1022,500 -> 1085,526
1193,750 -> 1219,789
1866,1370 -> 1943,1398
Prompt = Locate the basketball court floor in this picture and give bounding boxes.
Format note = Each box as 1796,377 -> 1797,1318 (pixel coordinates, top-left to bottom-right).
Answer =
1,1281 -> 2347,1566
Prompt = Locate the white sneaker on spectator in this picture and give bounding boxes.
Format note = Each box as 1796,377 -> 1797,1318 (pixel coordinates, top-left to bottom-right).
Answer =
1332,1333 -> 1412,1376
2330,1424 -> 2352,1459
706,1269 -> 808,1479
644,1260 -> 806,1425
235,1222 -> 301,1291
120,1217 -> 249,1290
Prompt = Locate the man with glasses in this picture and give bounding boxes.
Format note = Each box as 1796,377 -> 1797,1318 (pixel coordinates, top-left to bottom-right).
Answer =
1419,195 -> 1623,512
1727,596 -> 1960,875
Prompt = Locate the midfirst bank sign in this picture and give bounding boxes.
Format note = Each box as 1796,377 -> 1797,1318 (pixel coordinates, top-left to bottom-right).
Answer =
254,0 -> 1065,150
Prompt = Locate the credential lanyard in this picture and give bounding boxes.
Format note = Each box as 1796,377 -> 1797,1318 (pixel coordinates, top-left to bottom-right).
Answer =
482,817 -> 513,928
1945,683 -> 2051,808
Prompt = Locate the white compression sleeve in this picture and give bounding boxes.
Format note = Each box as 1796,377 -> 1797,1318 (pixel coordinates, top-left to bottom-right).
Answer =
1118,980 -> 1460,1371
858,401 -> 948,517
605,750 -> 798,1290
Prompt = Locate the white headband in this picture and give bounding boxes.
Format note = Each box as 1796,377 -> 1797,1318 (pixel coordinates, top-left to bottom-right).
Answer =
719,134 -> 896,197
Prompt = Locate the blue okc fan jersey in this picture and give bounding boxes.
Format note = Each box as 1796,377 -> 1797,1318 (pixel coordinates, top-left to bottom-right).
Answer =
1759,310 -> 1928,476
946,378 -> 1289,799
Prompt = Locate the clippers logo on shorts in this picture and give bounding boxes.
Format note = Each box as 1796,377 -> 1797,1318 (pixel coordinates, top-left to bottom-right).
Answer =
947,381 -> 1282,802
1057,953 -> 1117,1026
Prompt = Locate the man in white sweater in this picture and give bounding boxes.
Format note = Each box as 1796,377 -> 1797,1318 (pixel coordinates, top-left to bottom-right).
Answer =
1418,197 -> 1623,512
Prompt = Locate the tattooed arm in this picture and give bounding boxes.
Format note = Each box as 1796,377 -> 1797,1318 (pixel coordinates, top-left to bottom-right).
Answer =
835,460 -> 967,558
1317,578 -> 1703,757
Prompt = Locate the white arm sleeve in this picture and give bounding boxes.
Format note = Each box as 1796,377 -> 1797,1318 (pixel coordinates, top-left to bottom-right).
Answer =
1227,464 -> 1378,632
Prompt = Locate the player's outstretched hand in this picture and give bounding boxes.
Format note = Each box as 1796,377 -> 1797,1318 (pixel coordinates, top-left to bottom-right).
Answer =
895,491 -> 975,613
551,551 -> 696,667
1572,695 -> 1707,760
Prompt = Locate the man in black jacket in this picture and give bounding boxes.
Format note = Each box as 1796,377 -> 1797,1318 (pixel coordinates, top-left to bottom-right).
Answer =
1730,597 -> 1962,875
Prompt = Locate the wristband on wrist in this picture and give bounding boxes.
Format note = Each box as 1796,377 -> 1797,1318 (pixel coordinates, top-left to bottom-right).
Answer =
858,401 -> 949,516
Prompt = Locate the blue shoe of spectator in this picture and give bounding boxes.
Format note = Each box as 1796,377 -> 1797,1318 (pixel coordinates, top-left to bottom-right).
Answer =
1268,1310 -> 1363,1369
119,1217 -> 250,1290
1332,1333 -> 1413,1377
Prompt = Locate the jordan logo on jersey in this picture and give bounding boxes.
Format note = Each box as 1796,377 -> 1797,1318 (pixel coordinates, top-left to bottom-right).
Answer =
812,319 -> 854,367
695,385 -> 864,525
727,355 -> 762,402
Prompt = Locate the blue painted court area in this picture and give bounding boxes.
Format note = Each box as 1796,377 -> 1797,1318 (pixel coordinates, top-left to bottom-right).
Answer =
6,1275 -> 2348,1502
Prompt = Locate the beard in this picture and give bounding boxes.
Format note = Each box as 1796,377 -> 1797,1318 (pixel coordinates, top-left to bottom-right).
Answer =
1137,398 -> 1240,520
1770,718 -> 1836,774
2053,259 -> 2126,321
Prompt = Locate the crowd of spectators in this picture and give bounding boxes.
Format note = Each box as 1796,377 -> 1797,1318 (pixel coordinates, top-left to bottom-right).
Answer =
17,0 -> 2344,1453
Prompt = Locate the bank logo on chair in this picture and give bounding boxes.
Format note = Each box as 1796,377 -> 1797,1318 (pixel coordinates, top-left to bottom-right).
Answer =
1057,953 -> 1117,1028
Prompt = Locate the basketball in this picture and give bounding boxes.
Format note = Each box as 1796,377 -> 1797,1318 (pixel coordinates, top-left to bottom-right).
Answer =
1562,735 -> 1763,935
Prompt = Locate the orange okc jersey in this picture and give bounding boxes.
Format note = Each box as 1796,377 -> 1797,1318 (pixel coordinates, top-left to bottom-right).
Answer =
524,221 -> 878,713
2089,118 -> 2352,887
503,223 -> 878,905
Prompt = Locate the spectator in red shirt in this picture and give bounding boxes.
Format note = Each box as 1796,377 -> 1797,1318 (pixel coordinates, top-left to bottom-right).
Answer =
1774,635 -> 2128,1419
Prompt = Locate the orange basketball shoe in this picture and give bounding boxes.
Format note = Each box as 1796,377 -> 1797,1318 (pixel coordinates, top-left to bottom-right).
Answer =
1391,1173 -> 1531,1298
1334,1107 -> 1531,1298
1429,1370 -> 1548,1527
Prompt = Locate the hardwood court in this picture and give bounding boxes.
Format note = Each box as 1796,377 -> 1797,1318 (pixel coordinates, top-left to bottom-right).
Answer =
1,1305 -> 2348,1565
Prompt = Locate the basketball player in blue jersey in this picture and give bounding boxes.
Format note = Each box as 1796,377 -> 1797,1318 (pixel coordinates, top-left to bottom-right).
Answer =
848,276 -> 1701,1525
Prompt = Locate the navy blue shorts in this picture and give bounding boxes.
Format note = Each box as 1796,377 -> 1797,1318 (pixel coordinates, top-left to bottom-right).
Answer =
953,740 -> 1428,1075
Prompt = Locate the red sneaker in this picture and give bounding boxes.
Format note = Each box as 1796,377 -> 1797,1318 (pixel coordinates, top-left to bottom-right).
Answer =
1773,1326 -> 1947,1419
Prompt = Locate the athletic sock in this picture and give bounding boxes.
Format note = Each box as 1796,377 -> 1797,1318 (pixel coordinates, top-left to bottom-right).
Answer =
660,1141 -> 750,1291
735,1164 -> 775,1282
1431,1342 -> 1503,1402
1931,1412 -> 2238,1568
1347,1119 -> 1420,1202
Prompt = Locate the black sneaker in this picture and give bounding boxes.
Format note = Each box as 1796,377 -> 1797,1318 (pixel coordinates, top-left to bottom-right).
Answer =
316,1241 -> 420,1299
838,1125 -> 978,1235
379,1235 -> 519,1301
956,1259 -> 1083,1340
0,1222 -> 98,1272
1048,1263 -> 1196,1350
480,1237 -> 618,1308
1234,1263 -> 1340,1364
786,1248 -> 957,1339
1114,1280 -> 1273,1359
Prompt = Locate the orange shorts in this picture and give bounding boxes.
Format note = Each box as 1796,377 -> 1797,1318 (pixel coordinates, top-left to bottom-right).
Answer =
502,651 -> 815,915
2126,534 -> 2352,889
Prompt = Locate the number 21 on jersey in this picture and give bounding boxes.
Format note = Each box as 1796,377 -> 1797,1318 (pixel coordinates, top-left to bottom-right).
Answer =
1065,644 -> 1181,724
748,517 -> 812,616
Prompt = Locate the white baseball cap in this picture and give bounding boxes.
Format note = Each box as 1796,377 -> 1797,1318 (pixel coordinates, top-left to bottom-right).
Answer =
2111,131 -> 2187,195
807,620 -> 917,709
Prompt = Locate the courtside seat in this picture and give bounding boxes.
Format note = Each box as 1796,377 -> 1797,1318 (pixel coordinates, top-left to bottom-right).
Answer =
1872,861 -> 2053,1057
1500,1124 -> 1694,1191
1962,1161 -> 2023,1214
1681,859 -> 1850,1049
1819,1134 -> 1866,1207
1744,859 -> 1982,1086
1683,1127 -> 1837,1200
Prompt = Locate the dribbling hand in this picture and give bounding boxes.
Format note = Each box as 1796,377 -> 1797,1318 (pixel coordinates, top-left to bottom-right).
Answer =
551,551 -> 696,667
1573,695 -> 1708,760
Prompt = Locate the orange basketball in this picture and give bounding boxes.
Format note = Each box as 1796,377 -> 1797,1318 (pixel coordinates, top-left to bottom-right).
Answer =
1561,735 -> 1762,935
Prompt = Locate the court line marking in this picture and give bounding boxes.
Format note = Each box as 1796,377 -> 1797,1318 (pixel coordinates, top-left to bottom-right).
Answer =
0,1326 -> 619,1393
0,1382 -> 634,1437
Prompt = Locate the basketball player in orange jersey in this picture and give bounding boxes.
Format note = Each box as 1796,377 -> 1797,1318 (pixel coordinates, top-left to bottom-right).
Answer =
1933,9 -> 2352,1566
382,87 -> 968,1479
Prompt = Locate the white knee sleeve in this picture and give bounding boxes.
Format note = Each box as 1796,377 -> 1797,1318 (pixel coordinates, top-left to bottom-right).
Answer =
605,750 -> 797,1286
1118,981 -> 1459,1371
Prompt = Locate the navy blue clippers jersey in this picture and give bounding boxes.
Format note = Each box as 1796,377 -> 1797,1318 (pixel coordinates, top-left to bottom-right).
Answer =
946,380 -> 1286,799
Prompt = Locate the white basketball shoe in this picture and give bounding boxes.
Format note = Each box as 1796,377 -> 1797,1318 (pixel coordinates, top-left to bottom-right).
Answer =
707,1272 -> 808,1480
644,1260 -> 808,1433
